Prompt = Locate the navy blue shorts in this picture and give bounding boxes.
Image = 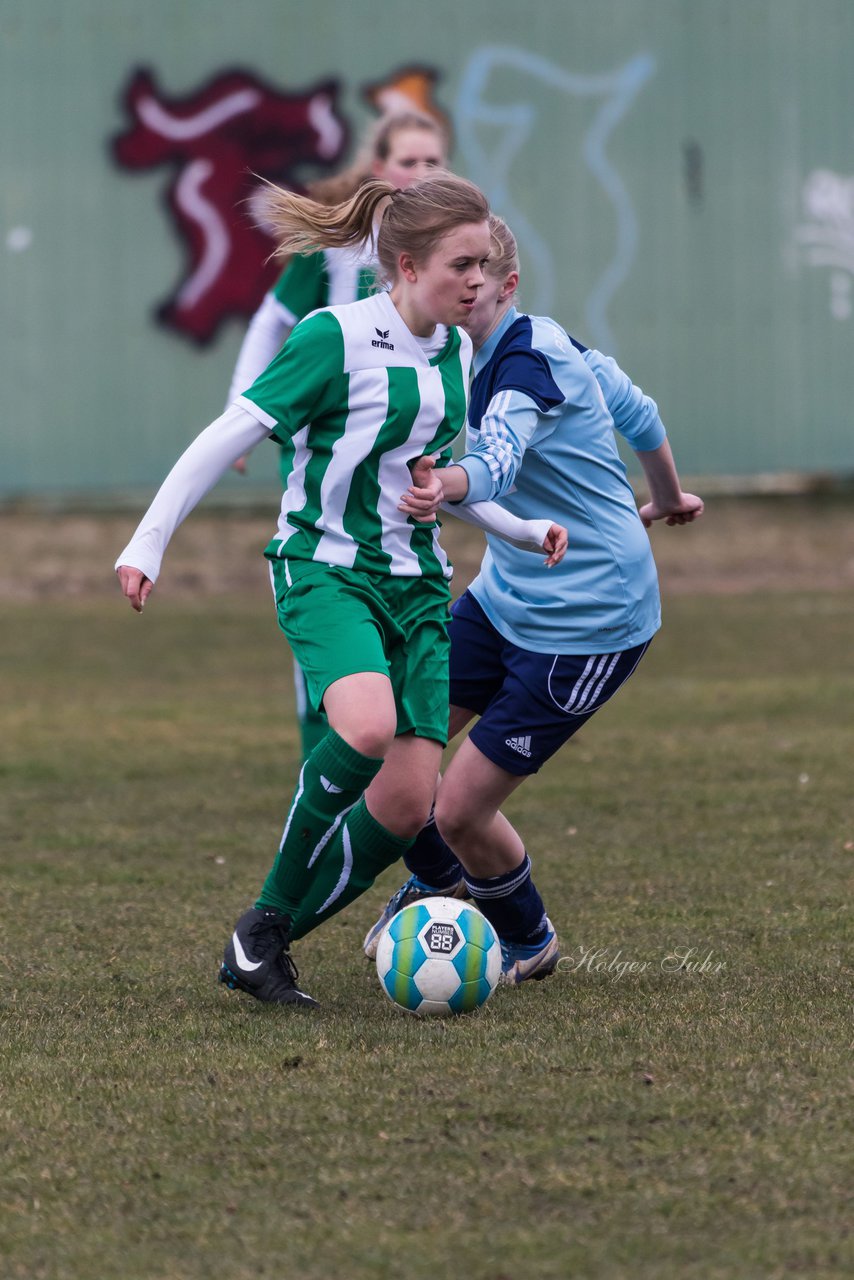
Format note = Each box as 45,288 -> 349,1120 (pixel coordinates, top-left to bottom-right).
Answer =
448,590 -> 651,776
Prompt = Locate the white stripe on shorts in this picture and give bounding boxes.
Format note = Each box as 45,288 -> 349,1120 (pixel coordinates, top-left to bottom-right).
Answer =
548,641 -> 652,718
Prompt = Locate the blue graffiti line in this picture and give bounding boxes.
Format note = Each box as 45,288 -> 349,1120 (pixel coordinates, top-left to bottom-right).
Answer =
455,46 -> 656,352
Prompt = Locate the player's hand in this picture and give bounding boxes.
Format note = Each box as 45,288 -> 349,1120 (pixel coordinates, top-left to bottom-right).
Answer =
232,454 -> 248,475
117,565 -> 154,613
543,522 -> 568,567
400,454 -> 444,523
638,492 -> 704,528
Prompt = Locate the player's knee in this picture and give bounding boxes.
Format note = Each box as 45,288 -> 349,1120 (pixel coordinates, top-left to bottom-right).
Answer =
433,792 -> 475,849
376,790 -> 433,840
347,724 -> 396,759
396,805 -> 433,840
336,712 -> 396,760
323,674 -> 397,758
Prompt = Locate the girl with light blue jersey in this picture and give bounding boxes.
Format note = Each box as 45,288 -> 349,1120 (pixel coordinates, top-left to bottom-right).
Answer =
363,215 -> 703,983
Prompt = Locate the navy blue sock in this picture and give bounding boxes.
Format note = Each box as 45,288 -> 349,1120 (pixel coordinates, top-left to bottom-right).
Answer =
463,853 -> 548,946
403,807 -> 464,890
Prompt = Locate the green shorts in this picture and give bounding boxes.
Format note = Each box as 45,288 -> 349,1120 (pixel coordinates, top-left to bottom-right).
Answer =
269,558 -> 451,745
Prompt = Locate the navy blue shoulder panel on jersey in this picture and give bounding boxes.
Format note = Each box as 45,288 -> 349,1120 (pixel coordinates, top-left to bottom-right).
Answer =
469,315 -> 567,427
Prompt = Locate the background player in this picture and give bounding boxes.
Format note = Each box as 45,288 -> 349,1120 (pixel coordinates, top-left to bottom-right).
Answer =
227,109 -> 449,421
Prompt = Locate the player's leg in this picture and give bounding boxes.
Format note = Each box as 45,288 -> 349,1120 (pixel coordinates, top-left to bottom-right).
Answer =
256,669 -> 396,912
361,706 -> 475,960
221,564 -> 398,1006
433,737 -> 558,983
292,575 -> 450,940
434,735 -> 525,869
221,667 -> 396,1006
361,589 -> 557,975
361,588 -> 504,957
289,732 -> 444,939
438,635 -> 654,983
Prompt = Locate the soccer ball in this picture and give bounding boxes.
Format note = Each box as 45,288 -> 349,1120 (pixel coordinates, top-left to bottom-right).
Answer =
376,896 -> 502,1016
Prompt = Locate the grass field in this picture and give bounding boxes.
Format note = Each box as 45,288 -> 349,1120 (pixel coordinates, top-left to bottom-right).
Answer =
1,505 -> 852,1279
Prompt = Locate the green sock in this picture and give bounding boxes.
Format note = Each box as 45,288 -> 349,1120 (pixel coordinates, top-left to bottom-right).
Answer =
256,731 -> 383,917
289,798 -> 413,941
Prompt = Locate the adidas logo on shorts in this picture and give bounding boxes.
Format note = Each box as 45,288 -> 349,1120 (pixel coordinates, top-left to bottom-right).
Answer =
505,735 -> 533,758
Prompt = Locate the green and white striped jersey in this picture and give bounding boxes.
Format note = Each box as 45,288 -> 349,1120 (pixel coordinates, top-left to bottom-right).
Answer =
272,243 -> 380,326
237,291 -> 472,580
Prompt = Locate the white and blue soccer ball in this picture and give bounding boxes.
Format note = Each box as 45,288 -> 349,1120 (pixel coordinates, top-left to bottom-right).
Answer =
376,896 -> 501,1016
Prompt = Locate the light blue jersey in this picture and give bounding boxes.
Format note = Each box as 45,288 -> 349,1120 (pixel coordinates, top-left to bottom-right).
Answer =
456,306 -> 666,655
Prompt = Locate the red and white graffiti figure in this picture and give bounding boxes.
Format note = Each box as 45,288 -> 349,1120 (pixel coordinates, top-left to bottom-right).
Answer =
112,68 -> 348,343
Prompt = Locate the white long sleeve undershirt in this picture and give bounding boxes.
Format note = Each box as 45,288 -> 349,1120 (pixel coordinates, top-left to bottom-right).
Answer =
443,500 -> 552,554
115,406 -> 271,583
116,407 -> 551,584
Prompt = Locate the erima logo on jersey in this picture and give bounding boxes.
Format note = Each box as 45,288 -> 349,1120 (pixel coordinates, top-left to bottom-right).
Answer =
372,327 -> 394,350
505,735 -> 533,757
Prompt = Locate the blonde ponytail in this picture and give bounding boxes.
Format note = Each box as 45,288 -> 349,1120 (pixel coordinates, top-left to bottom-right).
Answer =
258,179 -> 395,258
259,171 -> 489,285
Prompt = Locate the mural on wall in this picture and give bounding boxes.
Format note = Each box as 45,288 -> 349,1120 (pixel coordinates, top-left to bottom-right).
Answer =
455,46 -> 656,353
111,52 -> 653,352
111,66 -> 447,344
111,69 -> 348,343
796,168 -> 854,321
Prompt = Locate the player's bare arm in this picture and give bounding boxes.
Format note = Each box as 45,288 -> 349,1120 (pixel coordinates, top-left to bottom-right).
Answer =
635,439 -> 704,527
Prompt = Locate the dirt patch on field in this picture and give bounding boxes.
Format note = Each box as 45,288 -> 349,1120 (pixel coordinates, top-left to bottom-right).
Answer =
1,496 -> 852,602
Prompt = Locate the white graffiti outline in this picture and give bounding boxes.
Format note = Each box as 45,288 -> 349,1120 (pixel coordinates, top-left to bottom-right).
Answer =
307,92 -> 346,159
796,168 -> 854,321
455,46 -> 656,350
174,159 -> 230,311
138,89 -> 262,141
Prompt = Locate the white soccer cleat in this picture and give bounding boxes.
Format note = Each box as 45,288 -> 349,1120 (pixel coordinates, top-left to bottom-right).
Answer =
498,919 -> 560,985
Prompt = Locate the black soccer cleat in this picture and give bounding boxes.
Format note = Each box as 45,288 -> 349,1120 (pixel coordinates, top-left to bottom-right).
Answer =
219,905 -> 319,1008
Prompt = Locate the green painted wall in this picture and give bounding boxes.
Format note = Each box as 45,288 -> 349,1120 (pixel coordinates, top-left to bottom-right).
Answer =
2,0 -> 853,499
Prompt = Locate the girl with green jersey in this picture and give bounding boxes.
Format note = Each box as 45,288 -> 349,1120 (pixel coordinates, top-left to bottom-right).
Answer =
228,110 -> 449,759
116,174 -> 565,1008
